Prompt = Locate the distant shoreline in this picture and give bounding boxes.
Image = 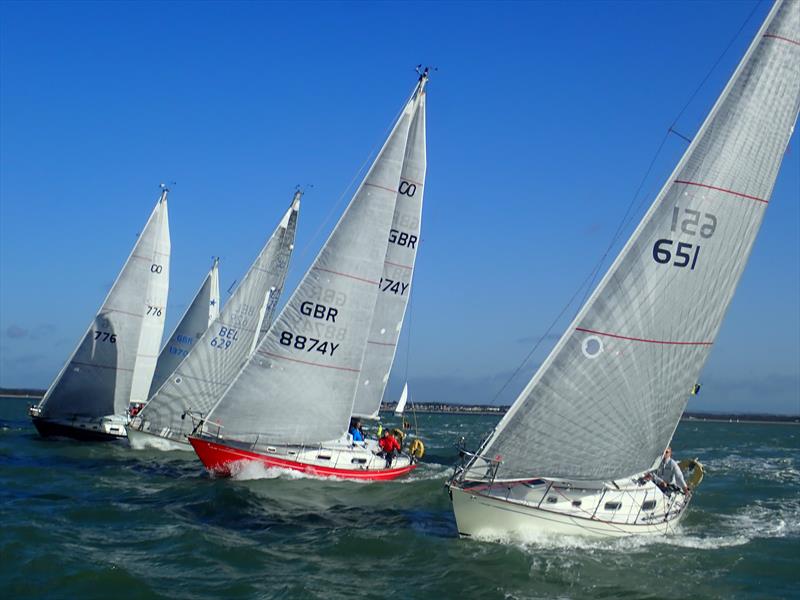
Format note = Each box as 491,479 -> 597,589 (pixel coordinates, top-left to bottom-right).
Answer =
3,390 -> 797,423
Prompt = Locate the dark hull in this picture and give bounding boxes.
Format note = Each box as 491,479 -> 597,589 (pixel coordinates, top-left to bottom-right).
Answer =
31,416 -> 123,442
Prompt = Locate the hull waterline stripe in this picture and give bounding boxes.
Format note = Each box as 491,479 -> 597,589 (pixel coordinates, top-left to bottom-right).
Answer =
575,327 -> 713,346
673,180 -> 769,204
763,33 -> 800,46
260,351 -> 360,372
313,267 -> 378,286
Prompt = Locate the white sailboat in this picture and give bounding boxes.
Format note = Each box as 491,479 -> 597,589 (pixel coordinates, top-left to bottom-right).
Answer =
394,383 -> 409,416
448,0 -> 800,538
189,71 -> 429,480
30,188 -> 171,441
144,257 -> 220,402
128,191 -> 300,451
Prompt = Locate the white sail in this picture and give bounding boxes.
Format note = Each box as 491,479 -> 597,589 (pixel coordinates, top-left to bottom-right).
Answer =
129,202 -> 171,404
35,190 -> 171,419
394,383 -> 409,416
204,82 -> 424,447
133,193 -> 299,443
148,258 -> 220,397
470,0 -> 800,482
351,88 -> 427,418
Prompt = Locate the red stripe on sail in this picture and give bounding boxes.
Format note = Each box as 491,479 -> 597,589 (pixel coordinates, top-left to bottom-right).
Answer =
673,180 -> 768,204
575,328 -> 713,346
764,33 -> 800,46
261,352 -> 360,372
314,267 -> 378,285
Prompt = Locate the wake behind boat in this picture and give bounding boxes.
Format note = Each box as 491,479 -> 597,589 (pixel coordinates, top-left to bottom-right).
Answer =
448,0 -> 800,538
30,187 -> 171,441
189,70 -> 430,481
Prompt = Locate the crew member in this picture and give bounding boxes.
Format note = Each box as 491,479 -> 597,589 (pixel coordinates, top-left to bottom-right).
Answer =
378,430 -> 401,468
349,418 -> 364,443
645,446 -> 688,494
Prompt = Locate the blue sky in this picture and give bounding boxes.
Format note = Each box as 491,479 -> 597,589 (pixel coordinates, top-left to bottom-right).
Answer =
1,1 -> 797,414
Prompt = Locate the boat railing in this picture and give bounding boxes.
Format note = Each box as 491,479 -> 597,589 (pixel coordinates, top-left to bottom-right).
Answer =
449,445 -> 502,486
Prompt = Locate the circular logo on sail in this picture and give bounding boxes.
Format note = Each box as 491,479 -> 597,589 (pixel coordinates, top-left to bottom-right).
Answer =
581,335 -> 603,359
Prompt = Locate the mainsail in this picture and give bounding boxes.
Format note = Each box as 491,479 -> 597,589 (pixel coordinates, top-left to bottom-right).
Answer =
35,190 -> 171,419
148,257 -> 220,397
351,86 -> 427,418
134,193 -> 300,442
203,80 -> 424,446
471,0 -> 800,482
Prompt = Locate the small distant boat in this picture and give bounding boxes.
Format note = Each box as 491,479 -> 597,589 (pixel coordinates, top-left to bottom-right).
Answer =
30,188 -> 171,440
189,71 -> 430,480
448,0 -> 800,538
144,257 -> 220,404
394,383 -> 409,416
128,191 -> 300,450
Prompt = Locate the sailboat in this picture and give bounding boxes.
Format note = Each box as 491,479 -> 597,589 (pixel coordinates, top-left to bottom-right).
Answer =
448,0 -> 800,538
189,71 -> 429,480
127,191 -> 300,451
30,187 -> 171,441
394,383 -> 409,416
143,257 -> 221,403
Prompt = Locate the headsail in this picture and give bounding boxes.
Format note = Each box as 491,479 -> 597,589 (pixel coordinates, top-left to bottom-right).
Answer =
36,190 -> 171,419
203,80 -> 423,446
134,193 -> 300,442
472,0 -> 800,482
148,257 -> 220,397
352,80 -> 427,418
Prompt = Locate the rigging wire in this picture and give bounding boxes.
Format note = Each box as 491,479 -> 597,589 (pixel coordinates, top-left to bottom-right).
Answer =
486,0 -> 765,408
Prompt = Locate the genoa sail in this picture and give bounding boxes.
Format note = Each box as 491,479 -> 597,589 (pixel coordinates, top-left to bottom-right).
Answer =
470,0 -> 800,482
351,87 -> 427,418
35,190 -> 171,420
133,193 -> 300,443
148,258 -> 220,398
202,80 -> 426,447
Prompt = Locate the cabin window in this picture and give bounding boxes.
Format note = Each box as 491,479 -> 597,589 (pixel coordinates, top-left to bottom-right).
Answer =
266,447 -> 277,454
317,455 -> 331,461
642,500 -> 657,511
604,501 -> 621,511
351,458 -> 367,465
288,451 -> 296,456
572,500 -> 582,507
546,496 -> 558,504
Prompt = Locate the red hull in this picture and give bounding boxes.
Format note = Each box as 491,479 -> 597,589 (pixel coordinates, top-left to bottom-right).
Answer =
189,436 -> 417,481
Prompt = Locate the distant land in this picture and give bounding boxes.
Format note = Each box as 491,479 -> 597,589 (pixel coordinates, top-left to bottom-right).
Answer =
1,389 -> 796,423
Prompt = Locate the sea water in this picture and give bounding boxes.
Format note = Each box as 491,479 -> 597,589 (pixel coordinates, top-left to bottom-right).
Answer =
1,397 -> 797,599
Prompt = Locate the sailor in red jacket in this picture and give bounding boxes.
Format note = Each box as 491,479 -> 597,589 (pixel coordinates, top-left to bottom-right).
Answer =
378,430 -> 401,468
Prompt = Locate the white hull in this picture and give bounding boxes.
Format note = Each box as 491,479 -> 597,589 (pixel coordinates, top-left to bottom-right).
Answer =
126,426 -> 192,451
449,478 -> 690,539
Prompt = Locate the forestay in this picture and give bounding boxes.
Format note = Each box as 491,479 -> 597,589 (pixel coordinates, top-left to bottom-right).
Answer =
148,258 -> 220,397
352,85 -> 427,418
36,190 -> 171,419
135,194 -> 299,442
473,0 -> 800,482
204,85 -> 422,446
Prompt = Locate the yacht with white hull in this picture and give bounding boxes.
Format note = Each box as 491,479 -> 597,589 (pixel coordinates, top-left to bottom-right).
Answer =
448,0 -> 800,539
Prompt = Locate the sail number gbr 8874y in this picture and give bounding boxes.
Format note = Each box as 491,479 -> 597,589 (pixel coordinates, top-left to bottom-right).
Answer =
652,206 -> 718,270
